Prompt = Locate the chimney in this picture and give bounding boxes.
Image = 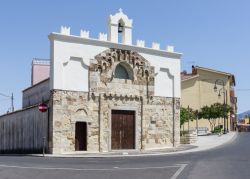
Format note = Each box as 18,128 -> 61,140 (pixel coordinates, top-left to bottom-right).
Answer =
192,65 -> 197,75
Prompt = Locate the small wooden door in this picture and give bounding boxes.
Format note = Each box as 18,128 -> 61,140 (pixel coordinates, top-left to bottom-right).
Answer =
75,122 -> 87,151
111,110 -> 135,150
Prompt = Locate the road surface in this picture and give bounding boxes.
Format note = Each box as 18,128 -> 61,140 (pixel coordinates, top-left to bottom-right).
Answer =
0,132 -> 248,179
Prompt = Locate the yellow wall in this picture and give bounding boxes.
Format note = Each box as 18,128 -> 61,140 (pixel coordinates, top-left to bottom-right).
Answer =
181,68 -> 231,132
240,118 -> 250,125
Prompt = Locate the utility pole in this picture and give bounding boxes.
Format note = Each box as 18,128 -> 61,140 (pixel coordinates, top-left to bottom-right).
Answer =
0,92 -> 14,112
11,93 -> 14,112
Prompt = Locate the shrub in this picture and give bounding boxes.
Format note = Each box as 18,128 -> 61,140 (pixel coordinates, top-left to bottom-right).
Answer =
212,126 -> 222,133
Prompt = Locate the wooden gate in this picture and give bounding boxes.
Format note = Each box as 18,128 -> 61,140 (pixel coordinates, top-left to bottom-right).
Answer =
75,122 -> 87,151
111,110 -> 135,150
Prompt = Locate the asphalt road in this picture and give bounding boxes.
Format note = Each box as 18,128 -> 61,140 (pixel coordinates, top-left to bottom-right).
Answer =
0,132 -> 248,179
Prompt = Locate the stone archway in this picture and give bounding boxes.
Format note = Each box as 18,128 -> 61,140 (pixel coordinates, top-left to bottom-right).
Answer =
90,48 -> 155,86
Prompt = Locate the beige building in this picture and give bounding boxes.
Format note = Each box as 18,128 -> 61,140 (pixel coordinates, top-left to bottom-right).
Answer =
181,66 -> 237,132
239,117 -> 250,125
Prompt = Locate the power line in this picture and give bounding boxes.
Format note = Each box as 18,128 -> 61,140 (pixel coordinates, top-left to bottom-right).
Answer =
0,93 -> 10,98
0,99 -> 10,102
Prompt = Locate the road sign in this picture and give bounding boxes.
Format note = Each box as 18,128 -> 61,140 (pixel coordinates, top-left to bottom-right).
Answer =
38,103 -> 48,112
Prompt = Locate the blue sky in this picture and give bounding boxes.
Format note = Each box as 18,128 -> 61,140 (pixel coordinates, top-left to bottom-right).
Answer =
0,0 -> 249,114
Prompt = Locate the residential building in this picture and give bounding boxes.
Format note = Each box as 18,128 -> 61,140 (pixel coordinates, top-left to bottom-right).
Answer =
239,117 -> 250,125
31,59 -> 50,85
181,66 -> 237,132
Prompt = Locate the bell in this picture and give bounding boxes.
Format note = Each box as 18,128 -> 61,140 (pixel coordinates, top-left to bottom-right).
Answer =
118,23 -> 124,33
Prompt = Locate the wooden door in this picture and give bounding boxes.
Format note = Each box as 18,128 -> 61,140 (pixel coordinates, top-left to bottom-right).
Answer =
111,110 -> 135,150
75,122 -> 87,151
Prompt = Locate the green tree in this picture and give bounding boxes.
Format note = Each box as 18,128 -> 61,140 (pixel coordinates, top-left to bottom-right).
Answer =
180,107 -> 189,126
199,103 -> 232,131
180,107 -> 197,129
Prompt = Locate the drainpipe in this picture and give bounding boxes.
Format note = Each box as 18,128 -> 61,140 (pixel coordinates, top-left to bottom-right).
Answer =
88,68 -> 90,101
98,94 -> 101,152
172,77 -> 175,147
140,96 -> 144,150
172,97 -> 175,147
146,72 -> 149,104
47,107 -> 50,154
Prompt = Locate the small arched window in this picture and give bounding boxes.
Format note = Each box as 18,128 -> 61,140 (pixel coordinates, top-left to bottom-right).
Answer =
114,64 -> 131,80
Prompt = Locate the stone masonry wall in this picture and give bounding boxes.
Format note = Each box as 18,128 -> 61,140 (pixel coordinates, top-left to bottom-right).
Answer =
143,97 -> 180,149
51,90 -> 180,154
51,90 -> 99,154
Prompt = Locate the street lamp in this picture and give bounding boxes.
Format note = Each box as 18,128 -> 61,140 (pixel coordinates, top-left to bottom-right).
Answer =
214,79 -> 227,134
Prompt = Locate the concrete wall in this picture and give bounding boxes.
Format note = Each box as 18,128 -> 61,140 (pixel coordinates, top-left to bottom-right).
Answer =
22,79 -> 50,108
0,106 -> 48,153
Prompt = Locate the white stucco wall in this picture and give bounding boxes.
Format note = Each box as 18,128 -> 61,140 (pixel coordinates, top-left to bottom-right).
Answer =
140,53 -> 180,97
49,33 -> 181,98
50,38 -> 107,91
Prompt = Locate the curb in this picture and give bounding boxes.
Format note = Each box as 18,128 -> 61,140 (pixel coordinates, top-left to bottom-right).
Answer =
55,132 -> 237,158
171,132 -> 238,155
0,132 -> 238,158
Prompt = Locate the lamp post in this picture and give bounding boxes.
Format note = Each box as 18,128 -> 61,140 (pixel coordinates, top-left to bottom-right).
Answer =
214,79 -> 227,134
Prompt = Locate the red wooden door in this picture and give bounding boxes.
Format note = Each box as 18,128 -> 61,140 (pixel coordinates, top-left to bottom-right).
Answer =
111,110 -> 135,150
75,122 -> 87,151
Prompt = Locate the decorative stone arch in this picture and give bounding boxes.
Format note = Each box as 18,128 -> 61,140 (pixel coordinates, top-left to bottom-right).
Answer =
90,48 -> 155,86
71,108 -> 92,123
76,108 -> 88,116
114,62 -> 134,80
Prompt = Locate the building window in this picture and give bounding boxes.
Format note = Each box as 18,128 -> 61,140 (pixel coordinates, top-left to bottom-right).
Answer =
114,64 -> 131,80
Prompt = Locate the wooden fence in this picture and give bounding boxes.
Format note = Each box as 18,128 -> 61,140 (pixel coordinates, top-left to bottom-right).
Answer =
0,105 -> 48,154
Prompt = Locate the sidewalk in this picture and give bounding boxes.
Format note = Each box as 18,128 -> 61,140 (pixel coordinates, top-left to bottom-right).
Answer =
186,131 -> 237,153
40,132 -> 237,158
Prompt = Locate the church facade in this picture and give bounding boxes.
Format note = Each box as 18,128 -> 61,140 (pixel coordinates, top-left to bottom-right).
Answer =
47,10 -> 182,154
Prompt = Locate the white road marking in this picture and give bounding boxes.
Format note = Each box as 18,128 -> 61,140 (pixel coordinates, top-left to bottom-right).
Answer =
0,164 -> 185,172
170,164 -> 188,179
